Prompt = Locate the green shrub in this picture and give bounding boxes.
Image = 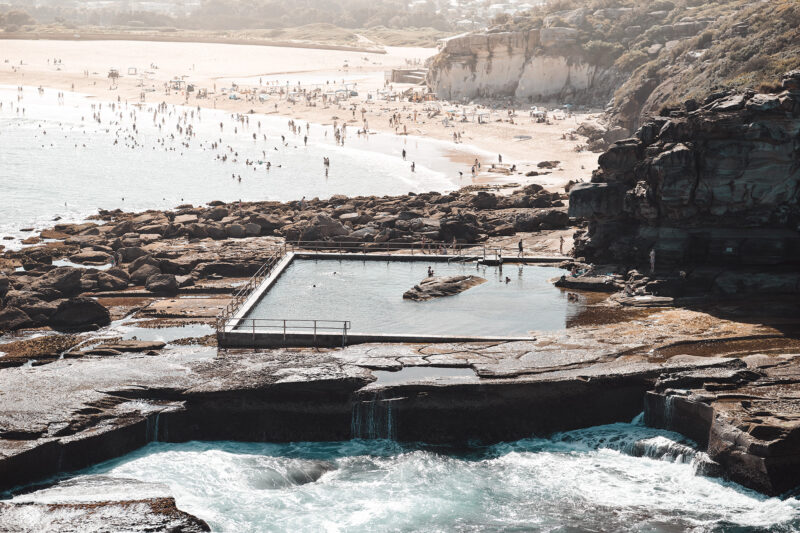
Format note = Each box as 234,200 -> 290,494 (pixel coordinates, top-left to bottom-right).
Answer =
614,49 -> 649,71
582,40 -> 624,67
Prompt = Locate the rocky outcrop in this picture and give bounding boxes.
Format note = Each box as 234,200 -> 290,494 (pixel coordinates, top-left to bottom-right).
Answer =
49,297 -> 111,331
0,188 -> 569,330
145,273 -> 179,295
427,30 -> 622,103
570,76 -> 800,294
0,498 -> 210,532
403,275 -> 486,301
0,477 -> 210,532
644,355 -> 800,496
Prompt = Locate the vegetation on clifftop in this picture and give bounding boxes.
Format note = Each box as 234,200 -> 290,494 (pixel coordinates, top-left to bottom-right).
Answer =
486,0 -> 800,128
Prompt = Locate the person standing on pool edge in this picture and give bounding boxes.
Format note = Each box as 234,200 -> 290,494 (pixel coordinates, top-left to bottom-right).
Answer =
518,239 -> 523,257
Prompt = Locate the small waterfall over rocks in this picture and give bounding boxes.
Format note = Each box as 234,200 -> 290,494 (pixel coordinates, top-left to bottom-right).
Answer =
626,436 -> 697,463
628,436 -> 722,478
145,412 -> 161,442
351,393 -> 399,440
663,393 -> 677,427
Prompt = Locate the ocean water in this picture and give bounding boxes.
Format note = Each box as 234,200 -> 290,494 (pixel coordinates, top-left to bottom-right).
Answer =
0,85 -> 477,248
28,419 -> 799,532
242,259 -> 577,336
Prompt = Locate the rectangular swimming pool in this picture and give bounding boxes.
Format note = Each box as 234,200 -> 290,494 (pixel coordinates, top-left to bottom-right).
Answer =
238,257 -> 580,337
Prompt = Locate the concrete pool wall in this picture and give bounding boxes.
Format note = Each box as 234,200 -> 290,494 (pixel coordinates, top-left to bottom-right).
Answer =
217,252 -> 569,348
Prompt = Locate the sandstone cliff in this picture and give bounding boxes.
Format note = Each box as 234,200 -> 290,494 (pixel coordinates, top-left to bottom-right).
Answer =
569,71 -> 800,294
427,28 -> 622,104
428,1 -> 799,140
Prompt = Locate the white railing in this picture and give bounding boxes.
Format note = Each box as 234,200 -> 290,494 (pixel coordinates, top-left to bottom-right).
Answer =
218,247 -> 285,321
217,317 -> 351,347
282,240 -> 564,260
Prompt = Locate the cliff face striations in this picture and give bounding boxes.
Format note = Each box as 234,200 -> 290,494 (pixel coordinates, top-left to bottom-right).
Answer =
569,72 -> 800,293
427,29 -> 621,104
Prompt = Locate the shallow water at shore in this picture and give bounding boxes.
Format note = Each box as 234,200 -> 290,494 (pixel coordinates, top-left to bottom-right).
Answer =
19,419 -> 799,532
0,85 -> 480,248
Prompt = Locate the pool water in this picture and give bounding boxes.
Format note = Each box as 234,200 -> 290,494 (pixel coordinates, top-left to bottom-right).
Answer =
22,420 -> 800,532
242,258 -> 578,336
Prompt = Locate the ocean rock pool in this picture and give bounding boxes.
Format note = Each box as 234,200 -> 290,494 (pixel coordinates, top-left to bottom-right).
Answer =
240,258 -> 580,336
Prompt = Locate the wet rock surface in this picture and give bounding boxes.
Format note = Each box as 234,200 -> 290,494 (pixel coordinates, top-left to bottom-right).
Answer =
402,275 -> 486,301
645,354 -> 800,496
0,301 -> 796,509
0,476 -> 210,532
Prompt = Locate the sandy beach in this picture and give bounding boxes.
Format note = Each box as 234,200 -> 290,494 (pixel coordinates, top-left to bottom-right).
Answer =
0,39 -> 601,192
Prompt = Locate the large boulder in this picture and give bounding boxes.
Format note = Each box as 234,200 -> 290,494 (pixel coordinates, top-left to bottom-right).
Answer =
49,297 -> 111,331
225,223 -> 247,238
69,250 -> 113,265
110,220 -> 135,236
145,273 -> 178,295
347,227 -> 378,242
205,206 -> 229,221
283,214 -> 348,242
105,267 -> 131,284
471,192 -> 498,210
249,214 -> 282,234
29,267 -> 83,296
96,271 -> 129,291
514,209 -> 570,232
129,255 -> 160,273
130,264 -> 161,285
117,246 -> 148,263
0,276 -> 9,299
0,306 -> 33,331
403,275 -> 487,301
2,291 -> 59,320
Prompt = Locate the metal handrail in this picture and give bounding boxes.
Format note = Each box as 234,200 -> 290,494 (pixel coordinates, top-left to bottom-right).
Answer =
217,317 -> 351,347
218,246 -> 286,321
219,318 -> 351,330
282,240 -> 567,260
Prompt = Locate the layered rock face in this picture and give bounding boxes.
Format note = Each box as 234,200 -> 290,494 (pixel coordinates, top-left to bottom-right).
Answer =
570,72 -> 800,291
645,355 -> 800,496
427,29 -> 621,103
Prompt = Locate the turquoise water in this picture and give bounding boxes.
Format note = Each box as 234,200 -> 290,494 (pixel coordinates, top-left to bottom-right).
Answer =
32,420 -> 800,532
242,259 -> 576,336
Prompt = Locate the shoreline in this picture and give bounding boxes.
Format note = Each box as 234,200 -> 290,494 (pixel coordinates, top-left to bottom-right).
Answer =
0,31 -> 387,54
0,84 -> 500,248
0,39 -> 601,192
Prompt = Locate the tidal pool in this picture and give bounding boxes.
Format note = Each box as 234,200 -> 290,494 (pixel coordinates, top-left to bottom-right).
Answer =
29,420 -> 800,532
241,258 -> 578,336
